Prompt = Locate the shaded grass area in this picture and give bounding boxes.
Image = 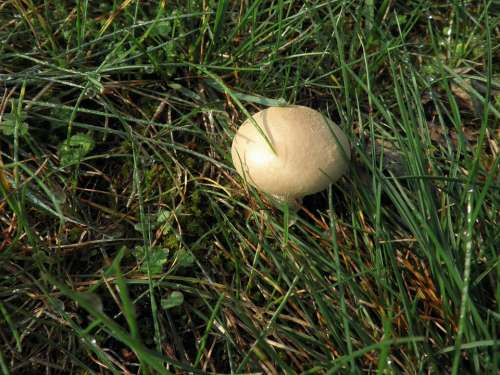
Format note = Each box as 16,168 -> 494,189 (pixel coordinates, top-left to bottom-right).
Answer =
0,0 -> 499,374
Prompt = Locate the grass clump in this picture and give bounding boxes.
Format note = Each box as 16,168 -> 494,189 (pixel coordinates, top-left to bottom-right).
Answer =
1,1 -> 498,374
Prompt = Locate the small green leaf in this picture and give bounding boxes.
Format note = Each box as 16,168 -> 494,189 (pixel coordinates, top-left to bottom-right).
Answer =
175,249 -> 195,268
151,20 -> 171,37
58,133 -> 95,167
160,291 -> 184,310
50,99 -> 72,124
1,113 -> 28,136
133,221 -> 148,232
156,210 -> 174,235
156,210 -> 172,224
136,246 -> 169,275
396,15 -> 407,24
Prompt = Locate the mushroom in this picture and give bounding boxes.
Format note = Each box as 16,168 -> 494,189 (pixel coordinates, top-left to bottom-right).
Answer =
231,105 -> 350,205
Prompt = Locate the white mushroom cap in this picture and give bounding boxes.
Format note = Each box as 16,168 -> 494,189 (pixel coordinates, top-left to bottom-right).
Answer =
231,105 -> 350,203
